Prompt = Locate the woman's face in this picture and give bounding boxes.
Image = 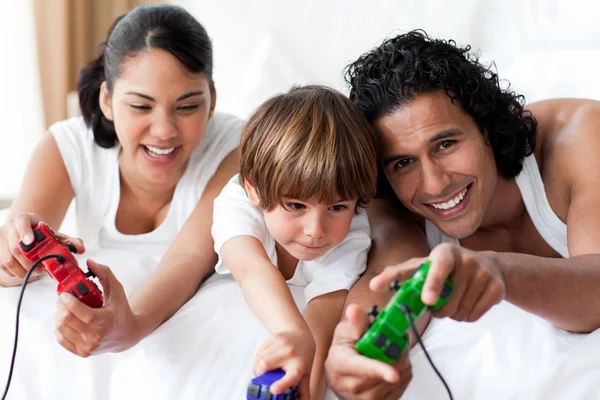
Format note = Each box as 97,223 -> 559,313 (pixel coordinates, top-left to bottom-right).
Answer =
100,48 -> 215,188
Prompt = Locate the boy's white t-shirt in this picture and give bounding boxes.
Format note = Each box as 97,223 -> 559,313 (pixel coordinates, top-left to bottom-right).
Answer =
50,112 -> 243,257
212,174 -> 371,304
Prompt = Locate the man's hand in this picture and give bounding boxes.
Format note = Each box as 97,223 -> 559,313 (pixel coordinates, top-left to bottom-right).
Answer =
54,260 -> 141,357
325,304 -> 412,400
370,243 -> 506,322
253,329 -> 316,399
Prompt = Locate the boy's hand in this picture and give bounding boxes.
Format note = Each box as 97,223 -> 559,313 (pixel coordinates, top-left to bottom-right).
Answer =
253,330 -> 316,398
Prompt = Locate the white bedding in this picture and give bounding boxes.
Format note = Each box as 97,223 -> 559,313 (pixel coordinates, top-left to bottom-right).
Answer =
1,247 -> 599,399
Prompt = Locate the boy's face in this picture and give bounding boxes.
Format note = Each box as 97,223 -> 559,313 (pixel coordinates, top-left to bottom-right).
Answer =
246,184 -> 357,261
374,90 -> 498,239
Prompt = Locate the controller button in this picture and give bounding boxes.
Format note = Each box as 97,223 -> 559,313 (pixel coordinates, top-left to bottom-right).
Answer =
264,390 -> 272,400
67,243 -> 77,253
18,241 -> 36,252
373,333 -> 387,348
247,383 -> 261,398
76,282 -> 89,296
68,290 -> 76,297
440,283 -> 452,298
33,229 -> 45,243
385,343 -> 401,359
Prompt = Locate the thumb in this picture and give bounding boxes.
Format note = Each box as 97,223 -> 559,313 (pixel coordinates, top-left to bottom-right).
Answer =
86,259 -> 121,301
55,232 -> 86,254
345,303 -> 370,340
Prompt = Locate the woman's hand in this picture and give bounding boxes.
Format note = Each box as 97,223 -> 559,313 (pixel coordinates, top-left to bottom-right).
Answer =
0,213 -> 85,286
253,329 -> 316,399
54,259 -> 141,357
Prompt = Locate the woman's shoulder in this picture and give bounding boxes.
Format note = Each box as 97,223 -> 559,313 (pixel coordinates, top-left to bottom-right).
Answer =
206,111 -> 245,136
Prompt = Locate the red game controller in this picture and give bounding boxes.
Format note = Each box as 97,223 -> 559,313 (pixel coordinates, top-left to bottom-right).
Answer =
17,222 -> 103,308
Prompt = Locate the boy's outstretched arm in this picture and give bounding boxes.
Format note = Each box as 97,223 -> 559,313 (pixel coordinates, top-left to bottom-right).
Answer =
221,235 -> 315,396
303,289 -> 347,399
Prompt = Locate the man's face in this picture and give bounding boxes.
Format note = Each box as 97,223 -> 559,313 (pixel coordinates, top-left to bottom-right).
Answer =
374,90 -> 498,239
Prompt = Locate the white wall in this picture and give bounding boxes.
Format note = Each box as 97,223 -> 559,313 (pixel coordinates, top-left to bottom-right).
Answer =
0,0 -> 45,200
174,0 -> 600,119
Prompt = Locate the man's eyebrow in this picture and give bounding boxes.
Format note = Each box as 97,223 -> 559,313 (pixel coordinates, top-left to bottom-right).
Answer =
429,128 -> 464,142
381,128 -> 464,167
124,90 -> 204,102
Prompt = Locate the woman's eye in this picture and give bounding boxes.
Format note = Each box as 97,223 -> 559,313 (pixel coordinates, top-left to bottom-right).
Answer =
287,202 -> 306,210
130,104 -> 151,111
178,104 -> 199,112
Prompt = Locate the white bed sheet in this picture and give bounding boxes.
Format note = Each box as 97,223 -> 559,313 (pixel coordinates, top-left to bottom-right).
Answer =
1,246 -> 599,399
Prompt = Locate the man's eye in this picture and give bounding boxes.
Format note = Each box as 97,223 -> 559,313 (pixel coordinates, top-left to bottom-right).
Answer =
287,202 -> 306,210
330,204 -> 348,212
394,159 -> 413,169
438,140 -> 456,150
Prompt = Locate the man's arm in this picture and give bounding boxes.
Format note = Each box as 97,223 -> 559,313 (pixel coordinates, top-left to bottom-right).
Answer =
304,289 -> 347,399
496,104 -> 600,333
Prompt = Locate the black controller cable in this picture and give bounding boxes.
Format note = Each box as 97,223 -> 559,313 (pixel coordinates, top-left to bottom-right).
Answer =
399,304 -> 454,400
2,254 -> 64,400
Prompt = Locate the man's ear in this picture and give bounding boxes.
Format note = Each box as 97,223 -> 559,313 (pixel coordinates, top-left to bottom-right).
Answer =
99,81 -> 114,121
243,178 -> 261,207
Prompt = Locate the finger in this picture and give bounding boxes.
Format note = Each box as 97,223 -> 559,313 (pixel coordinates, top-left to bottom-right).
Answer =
56,297 -> 96,333
422,244 -> 461,305
369,257 -> 426,292
6,228 -> 34,278
0,263 -> 16,278
58,292 -> 96,325
344,303 -> 371,339
87,259 -> 118,300
270,367 -> 302,394
452,272 -> 489,321
430,266 -> 470,319
13,213 -> 38,246
55,233 -> 86,254
467,280 -> 504,322
295,374 -> 310,400
332,345 -> 399,384
54,326 -> 90,357
54,321 -> 84,344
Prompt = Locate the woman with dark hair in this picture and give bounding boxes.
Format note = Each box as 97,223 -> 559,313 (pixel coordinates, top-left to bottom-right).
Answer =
326,30 -> 600,399
0,4 -> 243,355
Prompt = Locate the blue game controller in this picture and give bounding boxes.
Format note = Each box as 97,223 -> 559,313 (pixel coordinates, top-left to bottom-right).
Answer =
246,369 -> 298,400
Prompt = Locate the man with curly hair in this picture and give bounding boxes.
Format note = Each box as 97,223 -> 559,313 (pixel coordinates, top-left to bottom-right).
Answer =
325,30 -> 600,399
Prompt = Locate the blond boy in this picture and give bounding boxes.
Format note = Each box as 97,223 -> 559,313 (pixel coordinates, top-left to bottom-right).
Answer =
212,86 -> 377,399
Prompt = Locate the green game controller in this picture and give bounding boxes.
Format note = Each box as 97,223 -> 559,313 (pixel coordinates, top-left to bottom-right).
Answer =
355,260 -> 453,363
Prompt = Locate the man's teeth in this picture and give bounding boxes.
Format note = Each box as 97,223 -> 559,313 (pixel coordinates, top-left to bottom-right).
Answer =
430,187 -> 468,210
145,146 -> 175,156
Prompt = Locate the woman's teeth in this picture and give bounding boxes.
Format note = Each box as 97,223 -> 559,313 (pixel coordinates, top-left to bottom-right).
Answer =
144,145 -> 175,157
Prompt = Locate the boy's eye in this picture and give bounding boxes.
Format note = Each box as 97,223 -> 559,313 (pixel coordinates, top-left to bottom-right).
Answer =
330,204 -> 348,212
287,202 -> 306,210
394,158 -> 413,169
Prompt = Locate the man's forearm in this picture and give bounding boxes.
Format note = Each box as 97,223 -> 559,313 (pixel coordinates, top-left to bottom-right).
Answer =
495,252 -> 600,332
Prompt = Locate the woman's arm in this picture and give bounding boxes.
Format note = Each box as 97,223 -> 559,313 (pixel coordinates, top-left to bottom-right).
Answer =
1,133 -> 75,286
130,149 -> 241,340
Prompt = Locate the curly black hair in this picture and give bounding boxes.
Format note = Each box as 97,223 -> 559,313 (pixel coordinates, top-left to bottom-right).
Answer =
345,29 -> 537,191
